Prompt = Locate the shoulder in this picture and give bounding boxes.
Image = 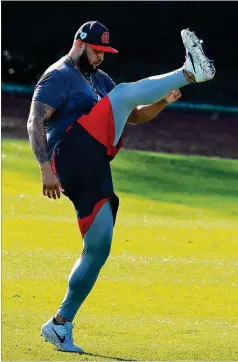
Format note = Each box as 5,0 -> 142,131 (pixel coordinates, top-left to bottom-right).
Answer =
96,69 -> 116,92
38,56 -> 71,84
33,57 -> 70,108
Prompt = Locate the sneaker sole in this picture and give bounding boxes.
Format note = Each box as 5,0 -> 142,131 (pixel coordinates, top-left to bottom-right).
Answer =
41,326 -> 64,351
181,29 -> 215,81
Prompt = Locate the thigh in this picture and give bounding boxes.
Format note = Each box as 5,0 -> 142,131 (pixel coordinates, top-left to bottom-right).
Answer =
108,83 -> 137,146
51,129 -> 119,237
53,130 -> 114,212
53,123 -> 107,191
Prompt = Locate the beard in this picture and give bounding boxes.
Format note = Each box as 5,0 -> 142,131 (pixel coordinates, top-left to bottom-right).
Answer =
79,47 -> 100,74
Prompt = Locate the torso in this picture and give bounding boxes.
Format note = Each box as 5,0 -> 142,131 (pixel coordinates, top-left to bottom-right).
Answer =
33,55 -> 115,155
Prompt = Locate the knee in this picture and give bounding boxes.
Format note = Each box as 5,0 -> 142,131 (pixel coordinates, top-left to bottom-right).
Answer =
68,241 -> 112,290
114,83 -> 128,93
101,238 -> 112,262
111,83 -> 136,106
87,233 -> 112,268
78,223 -> 112,270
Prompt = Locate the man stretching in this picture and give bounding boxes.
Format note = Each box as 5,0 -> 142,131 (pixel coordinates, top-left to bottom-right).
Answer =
27,21 -> 215,352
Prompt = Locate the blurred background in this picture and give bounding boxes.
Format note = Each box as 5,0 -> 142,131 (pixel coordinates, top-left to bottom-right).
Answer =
2,1 -> 238,158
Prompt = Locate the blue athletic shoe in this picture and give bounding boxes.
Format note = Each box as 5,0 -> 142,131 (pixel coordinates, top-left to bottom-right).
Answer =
181,28 -> 216,83
41,318 -> 84,353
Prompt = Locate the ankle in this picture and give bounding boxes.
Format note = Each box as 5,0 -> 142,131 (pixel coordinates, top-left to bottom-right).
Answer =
54,314 -> 69,325
183,70 -> 195,83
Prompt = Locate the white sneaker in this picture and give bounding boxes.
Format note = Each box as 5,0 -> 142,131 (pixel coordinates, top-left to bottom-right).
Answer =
181,28 -> 216,83
41,318 -> 84,353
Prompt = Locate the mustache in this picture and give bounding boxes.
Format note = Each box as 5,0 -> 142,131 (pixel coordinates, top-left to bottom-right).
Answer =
94,60 -> 102,68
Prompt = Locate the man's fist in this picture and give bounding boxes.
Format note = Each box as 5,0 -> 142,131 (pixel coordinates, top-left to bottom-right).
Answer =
165,89 -> 181,104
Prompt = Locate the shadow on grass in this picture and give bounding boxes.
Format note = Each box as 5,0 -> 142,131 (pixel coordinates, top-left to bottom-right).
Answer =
2,139 -> 238,214
56,348 -> 136,361
84,351 -> 136,361
112,150 -> 238,215
113,151 -> 238,189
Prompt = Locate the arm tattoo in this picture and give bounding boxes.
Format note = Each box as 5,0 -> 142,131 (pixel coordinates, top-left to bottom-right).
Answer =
27,101 -> 56,165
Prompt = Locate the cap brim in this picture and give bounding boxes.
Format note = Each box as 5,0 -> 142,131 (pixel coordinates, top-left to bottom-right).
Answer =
85,42 -> 118,54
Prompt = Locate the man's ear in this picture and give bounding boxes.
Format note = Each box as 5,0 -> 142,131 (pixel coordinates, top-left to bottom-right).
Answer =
75,40 -> 85,50
74,40 -> 85,56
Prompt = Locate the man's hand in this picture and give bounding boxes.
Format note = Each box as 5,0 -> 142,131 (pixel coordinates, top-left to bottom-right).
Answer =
41,161 -> 62,199
164,89 -> 182,104
127,89 -> 182,125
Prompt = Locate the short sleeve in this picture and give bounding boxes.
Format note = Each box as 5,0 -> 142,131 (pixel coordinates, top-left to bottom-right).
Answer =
106,75 -> 116,93
33,70 -> 67,109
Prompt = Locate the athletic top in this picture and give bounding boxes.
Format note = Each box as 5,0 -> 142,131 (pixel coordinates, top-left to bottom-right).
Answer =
32,55 -> 116,156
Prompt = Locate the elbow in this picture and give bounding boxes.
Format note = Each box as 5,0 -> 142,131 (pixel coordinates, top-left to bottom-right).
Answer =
127,108 -> 141,125
27,119 -> 31,132
27,118 -> 33,136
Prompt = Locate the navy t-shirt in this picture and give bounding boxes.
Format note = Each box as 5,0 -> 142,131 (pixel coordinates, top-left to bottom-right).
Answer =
32,55 -> 116,156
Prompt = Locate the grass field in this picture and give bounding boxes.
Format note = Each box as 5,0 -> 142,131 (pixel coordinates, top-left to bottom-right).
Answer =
2,138 -> 238,361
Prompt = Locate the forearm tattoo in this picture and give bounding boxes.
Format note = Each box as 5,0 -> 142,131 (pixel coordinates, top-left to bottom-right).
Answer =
27,101 -> 56,165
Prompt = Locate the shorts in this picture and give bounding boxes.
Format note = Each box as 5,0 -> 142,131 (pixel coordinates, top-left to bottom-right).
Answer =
51,95 -> 122,237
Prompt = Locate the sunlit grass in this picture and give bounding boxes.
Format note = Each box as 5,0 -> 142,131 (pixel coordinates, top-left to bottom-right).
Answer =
2,139 -> 238,361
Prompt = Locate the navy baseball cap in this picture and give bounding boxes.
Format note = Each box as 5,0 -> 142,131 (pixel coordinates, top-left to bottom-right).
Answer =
75,21 -> 118,54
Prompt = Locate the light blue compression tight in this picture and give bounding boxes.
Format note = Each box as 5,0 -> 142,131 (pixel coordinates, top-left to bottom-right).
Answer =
57,68 -> 189,321
109,68 -> 188,146
58,201 -> 113,320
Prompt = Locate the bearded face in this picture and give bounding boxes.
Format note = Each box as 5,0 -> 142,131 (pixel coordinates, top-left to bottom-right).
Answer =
79,46 -> 104,74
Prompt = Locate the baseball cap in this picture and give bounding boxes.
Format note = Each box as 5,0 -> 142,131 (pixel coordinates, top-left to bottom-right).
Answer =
75,21 -> 118,54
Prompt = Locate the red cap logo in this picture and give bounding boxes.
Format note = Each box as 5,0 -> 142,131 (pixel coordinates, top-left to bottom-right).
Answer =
101,31 -> 109,44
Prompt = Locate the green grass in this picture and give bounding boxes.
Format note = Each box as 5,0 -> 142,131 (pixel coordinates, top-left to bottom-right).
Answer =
2,138 -> 238,361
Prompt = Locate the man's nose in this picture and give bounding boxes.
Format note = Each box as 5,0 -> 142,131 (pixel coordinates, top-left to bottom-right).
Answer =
98,52 -> 104,60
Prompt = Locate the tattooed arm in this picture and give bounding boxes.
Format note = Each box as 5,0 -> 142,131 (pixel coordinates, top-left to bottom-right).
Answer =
27,101 -> 54,164
27,101 -> 62,199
